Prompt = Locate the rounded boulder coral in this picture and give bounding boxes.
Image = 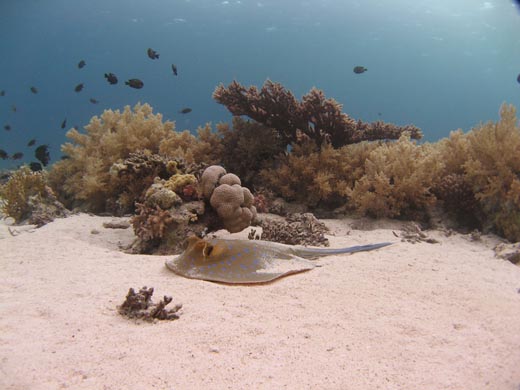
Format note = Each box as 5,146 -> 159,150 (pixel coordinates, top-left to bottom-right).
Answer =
201,165 -> 256,233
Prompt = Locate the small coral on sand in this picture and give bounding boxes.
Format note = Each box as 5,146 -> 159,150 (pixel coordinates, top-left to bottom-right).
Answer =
118,286 -> 182,322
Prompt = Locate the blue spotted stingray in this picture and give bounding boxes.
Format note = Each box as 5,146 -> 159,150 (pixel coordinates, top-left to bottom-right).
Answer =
165,236 -> 392,284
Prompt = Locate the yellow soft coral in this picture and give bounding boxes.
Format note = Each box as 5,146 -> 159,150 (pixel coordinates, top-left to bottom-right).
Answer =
49,104 -> 218,211
260,141 -> 379,207
347,135 -> 442,219
0,166 -> 47,222
463,104 -> 520,241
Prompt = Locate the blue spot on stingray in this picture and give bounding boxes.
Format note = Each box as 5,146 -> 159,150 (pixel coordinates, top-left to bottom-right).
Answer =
243,248 -> 250,253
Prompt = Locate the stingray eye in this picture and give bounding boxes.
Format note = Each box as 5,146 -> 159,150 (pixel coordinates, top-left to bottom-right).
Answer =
203,243 -> 214,257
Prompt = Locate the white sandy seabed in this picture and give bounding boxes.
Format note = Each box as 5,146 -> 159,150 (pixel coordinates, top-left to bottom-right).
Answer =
1,213 -> 520,390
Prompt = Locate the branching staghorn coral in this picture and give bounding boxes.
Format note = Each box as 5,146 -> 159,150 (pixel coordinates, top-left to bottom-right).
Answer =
213,80 -> 422,149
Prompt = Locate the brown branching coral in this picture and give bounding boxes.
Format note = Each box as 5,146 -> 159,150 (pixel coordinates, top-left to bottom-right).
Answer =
213,80 -> 422,149
118,286 -> 182,322
132,204 -> 175,242
216,117 -> 285,187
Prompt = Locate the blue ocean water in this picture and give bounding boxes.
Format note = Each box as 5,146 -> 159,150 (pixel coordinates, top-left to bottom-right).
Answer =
0,0 -> 519,169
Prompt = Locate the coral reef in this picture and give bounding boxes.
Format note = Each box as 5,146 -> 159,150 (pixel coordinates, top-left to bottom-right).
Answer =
213,80 -> 422,149
255,213 -> 329,246
130,165 -> 255,254
346,135 -> 442,220
463,104 -> 520,242
118,286 -> 182,322
260,141 -> 380,208
215,117 -> 285,187
0,166 -> 69,225
432,104 -> 520,241
48,103 -> 219,213
201,165 -> 257,233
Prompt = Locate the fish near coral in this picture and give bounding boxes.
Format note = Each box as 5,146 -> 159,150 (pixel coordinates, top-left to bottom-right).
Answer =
34,144 -> 50,166
165,236 -> 392,284
125,79 -> 144,89
104,72 -> 118,85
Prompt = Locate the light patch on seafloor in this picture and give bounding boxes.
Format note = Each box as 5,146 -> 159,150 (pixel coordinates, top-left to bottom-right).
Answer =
174,18 -> 187,23
265,26 -> 277,32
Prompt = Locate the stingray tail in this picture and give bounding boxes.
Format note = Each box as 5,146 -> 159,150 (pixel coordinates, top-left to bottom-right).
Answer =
294,242 -> 393,259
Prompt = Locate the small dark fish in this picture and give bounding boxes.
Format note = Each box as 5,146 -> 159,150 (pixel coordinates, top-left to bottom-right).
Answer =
27,138 -> 36,147
0,90 -> 5,96
60,155 -> 70,160
125,79 -> 144,89
377,112 -> 382,116
104,72 -> 118,85
78,60 -> 86,69
11,152 -> 23,160
4,124 -> 11,131
517,73 -> 520,84
179,108 -> 192,114
29,162 -> 42,172
0,149 -> 8,159
171,64 -> 178,76
74,83 -> 84,92
30,86 -> 38,94
353,66 -> 367,74
35,144 -> 50,166
11,105 -> 16,112
89,98 -> 99,104
147,48 -> 159,59
61,119 -> 67,129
